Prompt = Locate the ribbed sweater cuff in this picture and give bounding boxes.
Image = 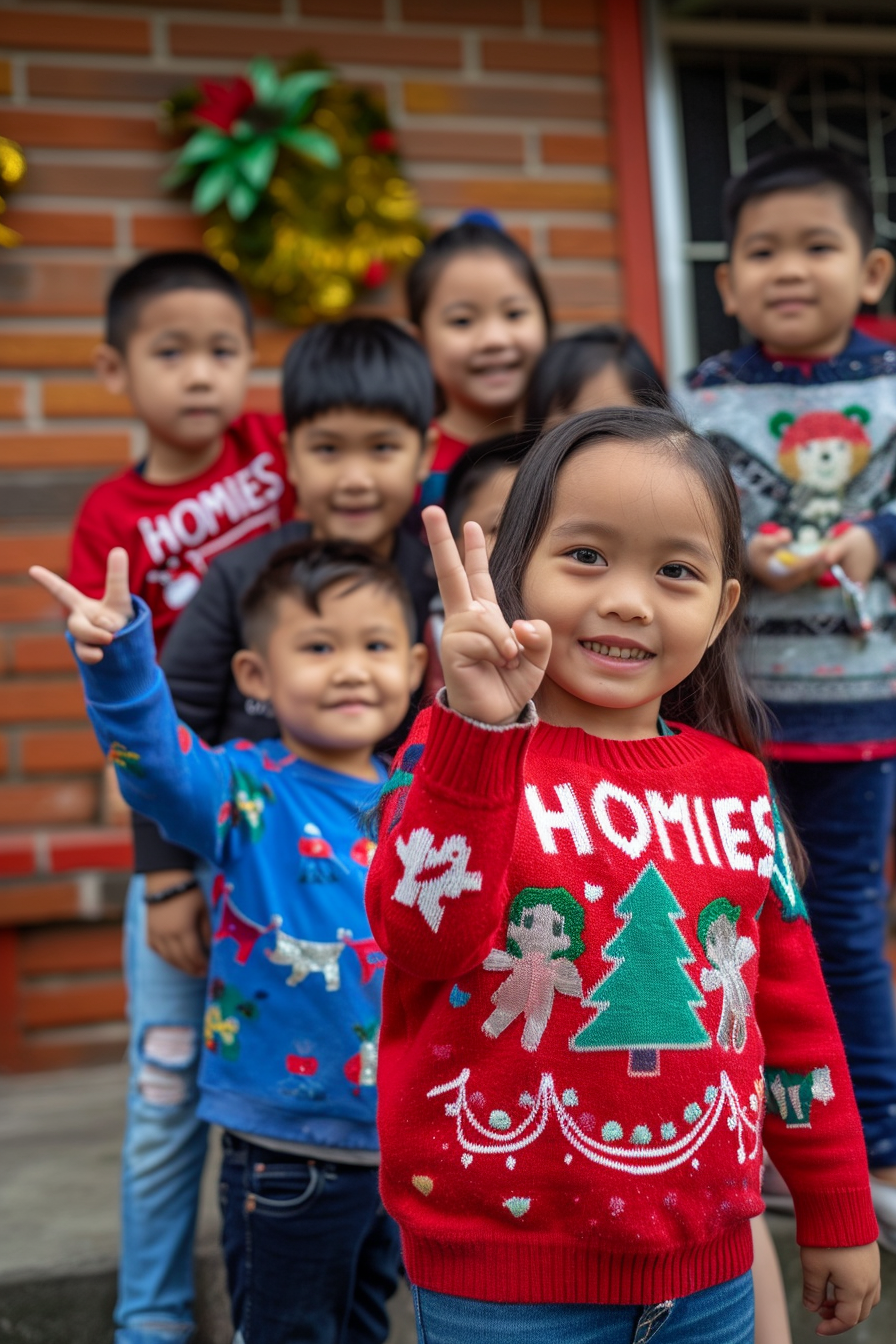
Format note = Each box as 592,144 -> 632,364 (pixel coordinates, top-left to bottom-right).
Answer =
420,692 -> 534,800
73,597 -> 158,706
793,1186 -> 879,1247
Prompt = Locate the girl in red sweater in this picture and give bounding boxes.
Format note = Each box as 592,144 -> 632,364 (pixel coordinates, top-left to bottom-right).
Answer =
366,406 -> 882,1342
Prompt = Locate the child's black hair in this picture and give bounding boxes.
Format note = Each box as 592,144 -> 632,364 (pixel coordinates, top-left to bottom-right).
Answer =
443,430 -> 536,539
105,251 -> 254,352
406,221 -> 553,337
525,324 -> 668,429
240,538 -> 418,651
281,318 -> 434,438
723,147 -> 875,253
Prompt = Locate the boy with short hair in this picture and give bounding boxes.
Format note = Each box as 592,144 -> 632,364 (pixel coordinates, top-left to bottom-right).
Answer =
676,146 -> 896,1247
32,539 -> 426,1344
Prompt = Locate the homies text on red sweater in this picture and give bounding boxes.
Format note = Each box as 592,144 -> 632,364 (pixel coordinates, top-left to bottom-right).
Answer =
68,413 -> 295,649
365,700 -> 877,1306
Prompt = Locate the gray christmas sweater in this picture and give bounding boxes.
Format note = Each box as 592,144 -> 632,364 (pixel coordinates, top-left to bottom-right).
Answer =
676,330 -> 896,758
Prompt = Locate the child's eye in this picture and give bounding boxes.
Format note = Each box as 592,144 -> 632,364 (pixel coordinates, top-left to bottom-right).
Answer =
567,547 -> 605,566
659,562 -> 696,580
367,639 -> 392,652
312,443 -> 338,456
506,306 -> 530,320
213,345 -> 237,358
373,442 -> 397,455
447,315 -> 472,328
808,243 -> 835,254
302,641 -> 332,654
155,347 -> 181,360
746,248 -> 772,261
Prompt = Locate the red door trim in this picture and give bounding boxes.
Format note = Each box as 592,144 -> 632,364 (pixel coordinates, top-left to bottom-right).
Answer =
604,0 -> 665,373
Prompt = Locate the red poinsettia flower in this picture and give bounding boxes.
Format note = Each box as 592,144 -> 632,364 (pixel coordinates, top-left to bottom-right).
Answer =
367,129 -> 397,154
195,76 -> 255,132
362,258 -> 390,289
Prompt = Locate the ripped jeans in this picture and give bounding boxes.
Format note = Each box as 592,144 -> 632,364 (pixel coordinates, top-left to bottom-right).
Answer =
115,874 -> 209,1344
411,1271 -> 754,1344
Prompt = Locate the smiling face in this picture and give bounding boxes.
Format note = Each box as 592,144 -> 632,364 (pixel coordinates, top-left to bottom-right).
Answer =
98,289 -> 253,463
521,440 -> 740,740
287,409 -> 434,557
420,250 -> 548,436
715,186 -> 893,357
233,579 -> 426,777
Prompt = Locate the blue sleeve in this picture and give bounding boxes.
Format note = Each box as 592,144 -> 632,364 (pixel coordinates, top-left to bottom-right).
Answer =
73,598 -> 236,867
857,510 -> 896,565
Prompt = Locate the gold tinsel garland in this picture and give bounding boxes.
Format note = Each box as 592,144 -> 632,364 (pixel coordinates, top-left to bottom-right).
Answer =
0,136 -> 27,247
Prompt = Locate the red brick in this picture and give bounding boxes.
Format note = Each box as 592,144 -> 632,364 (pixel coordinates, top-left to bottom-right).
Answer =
170,23 -> 461,68
20,160 -> 162,199
244,384 -> 281,416
131,214 -> 206,251
43,382 -> 133,419
0,834 -> 36,878
22,729 -> 104,775
0,333 -> 101,370
544,268 -> 620,312
0,879 -> 78,927
542,133 -> 609,165
0,433 -> 130,468
399,128 -> 524,165
0,109 -> 165,153
0,681 -> 87,724
0,734 -> 8,774
254,330 -> 296,368
402,0 -> 521,21
54,0 -> 279,9
49,827 -> 133,873
482,38 -> 602,75
540,0 -> 603,27
404,81 -> 603,121
0,585 -> 62,623
303,0 -> 384,14
416,178 -> 614,212
0,212 -> 115,249
0,534 -> 69,576
22,978 -> 126,1030
20,922 -> 123,976
0,10 -> 149,54
28,64 -> 202,103
12,634 -> 72,674
549,225 -> 617,258
0,60 -> 10,96
0,780 -> 97,827
0,261 -> 111,317
0,384 -> 25,419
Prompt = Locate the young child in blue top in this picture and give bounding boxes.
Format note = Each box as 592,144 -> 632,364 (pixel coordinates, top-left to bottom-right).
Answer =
676,146 -> 896,1250
31,540 -> 427,1344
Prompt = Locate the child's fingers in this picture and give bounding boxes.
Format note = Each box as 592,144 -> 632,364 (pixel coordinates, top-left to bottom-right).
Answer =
423,506 -> 475,616
68,609 -> 115,647
29,564 -> 86,614
103,547 -> 133,618
73,639 -> 105,665
512,618 -> 552,669
463,521 -> 500,606
451,630 -> 522,670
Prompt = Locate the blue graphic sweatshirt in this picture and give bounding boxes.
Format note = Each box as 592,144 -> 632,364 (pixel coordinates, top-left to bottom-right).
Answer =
74,599 -> 386,1152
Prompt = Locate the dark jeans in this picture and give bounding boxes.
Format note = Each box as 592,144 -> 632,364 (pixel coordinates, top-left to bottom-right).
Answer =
219,1133 -> 400,1344
773,757 -> 896,1166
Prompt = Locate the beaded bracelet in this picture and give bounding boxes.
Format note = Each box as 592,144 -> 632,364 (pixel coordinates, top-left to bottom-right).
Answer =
143,877 -> 200,906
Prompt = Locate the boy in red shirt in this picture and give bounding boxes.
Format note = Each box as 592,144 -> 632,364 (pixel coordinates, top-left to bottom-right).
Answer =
66,252 -> 294,1344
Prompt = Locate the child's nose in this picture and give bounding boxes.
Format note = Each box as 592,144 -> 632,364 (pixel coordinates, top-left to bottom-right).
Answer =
596,575 -> 652,623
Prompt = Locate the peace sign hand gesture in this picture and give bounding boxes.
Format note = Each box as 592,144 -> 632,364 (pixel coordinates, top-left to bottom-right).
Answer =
30,548 -> 134,665
424,506 -> 551,726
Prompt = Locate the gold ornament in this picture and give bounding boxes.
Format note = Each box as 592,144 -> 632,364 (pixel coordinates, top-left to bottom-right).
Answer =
0,136 -> 27,248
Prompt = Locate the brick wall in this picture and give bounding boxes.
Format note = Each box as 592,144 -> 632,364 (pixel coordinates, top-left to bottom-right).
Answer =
0,0 -> 622,1069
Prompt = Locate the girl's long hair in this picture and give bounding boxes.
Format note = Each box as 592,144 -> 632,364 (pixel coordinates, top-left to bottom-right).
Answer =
489,406 -> 806,876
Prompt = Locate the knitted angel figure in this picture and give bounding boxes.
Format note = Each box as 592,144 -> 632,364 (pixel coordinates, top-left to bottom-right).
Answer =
698,898 -> 756,1053
482,886 -> 585,1053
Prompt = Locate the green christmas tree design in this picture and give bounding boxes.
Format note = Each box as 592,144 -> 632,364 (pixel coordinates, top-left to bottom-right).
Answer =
572,862 -> 709,1074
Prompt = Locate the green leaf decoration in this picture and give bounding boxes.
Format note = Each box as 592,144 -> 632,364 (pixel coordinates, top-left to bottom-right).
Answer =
281,126 -> 340,169
231,120 -> 255,144
227,178 -> 259,221
239,137 -> 279,190
276,69 -> 331,122
177,127 -> 227,166
193,160 -> 237,214
248,57 -> 279,105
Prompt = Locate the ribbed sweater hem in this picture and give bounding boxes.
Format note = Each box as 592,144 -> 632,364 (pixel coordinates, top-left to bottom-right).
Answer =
400,1223 -> 753,1304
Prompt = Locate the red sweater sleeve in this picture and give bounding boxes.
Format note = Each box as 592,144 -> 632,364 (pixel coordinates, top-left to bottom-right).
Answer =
366,698 -> 533,982
754,816 -> 878,1247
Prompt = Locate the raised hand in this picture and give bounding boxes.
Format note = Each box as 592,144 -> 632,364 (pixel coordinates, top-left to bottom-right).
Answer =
423,505 -> 551,725
30,547 -> 134,665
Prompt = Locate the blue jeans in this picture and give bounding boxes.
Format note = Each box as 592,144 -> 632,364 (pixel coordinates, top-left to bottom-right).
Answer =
115,874 -> 209,1344
219,1133 -> 400,1344
411,1270 -> 754,1344
774,757 -> 896,1166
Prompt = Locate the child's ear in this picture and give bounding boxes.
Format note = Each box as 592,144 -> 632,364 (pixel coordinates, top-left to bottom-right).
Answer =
708,578 -> 741,646
861,247 -> 895,306
714,262 -> 737,317
94,343 -> 128,396
232,648 -> 271,702
417,425 -> 439,483
408,641 -> 428,693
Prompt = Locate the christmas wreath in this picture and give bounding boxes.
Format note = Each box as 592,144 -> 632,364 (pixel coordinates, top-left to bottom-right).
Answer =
164,57 -> 427,323
0,136 -> 26,248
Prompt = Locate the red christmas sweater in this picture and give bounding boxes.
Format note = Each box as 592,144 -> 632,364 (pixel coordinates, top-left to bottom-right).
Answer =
365,699 -> 878,1305
69,413 -> 295,650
